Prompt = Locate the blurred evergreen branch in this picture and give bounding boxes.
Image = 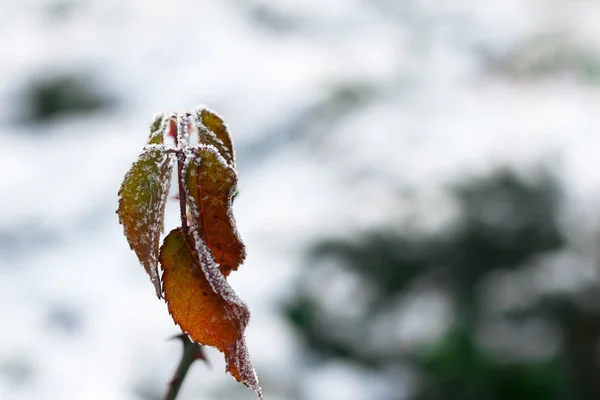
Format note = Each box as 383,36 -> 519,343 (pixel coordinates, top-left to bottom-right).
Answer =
285,169 -> 600,400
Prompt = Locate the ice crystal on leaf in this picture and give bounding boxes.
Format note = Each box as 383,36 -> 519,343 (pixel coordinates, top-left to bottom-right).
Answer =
193,105 -> 236,166
185,145 -> 245,277
117,123 -> 173,297
117,107 -> 262,399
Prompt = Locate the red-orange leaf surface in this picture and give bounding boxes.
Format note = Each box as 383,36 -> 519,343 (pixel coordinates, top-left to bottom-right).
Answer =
185,145 -> 245,277
160,228 -> 261,397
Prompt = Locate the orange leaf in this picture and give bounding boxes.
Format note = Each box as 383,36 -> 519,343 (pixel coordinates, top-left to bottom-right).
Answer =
185,146 -> 246,277
160,228 -> 261,397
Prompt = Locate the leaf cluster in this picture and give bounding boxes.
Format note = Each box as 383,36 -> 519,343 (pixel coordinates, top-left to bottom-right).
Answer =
118,107 -> 261,398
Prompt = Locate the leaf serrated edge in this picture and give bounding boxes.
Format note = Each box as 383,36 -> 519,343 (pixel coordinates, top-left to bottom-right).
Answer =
159,228 -> 261,398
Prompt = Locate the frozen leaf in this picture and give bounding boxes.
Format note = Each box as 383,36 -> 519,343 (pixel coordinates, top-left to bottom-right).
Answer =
185,146 -> 246,277
150,113 -> 178,142
150,113 -> 165,135
148,113 -> 168,145
195,106 -> 236,166
117,138 -> 173,297
161,228 -> 244,346
160,228 -> 261,397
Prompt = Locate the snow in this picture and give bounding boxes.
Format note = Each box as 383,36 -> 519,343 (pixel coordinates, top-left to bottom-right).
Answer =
2,0 -> 600,399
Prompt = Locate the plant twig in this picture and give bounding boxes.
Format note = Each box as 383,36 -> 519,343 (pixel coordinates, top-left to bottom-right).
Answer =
176,149 -> 189,234
171,117 -> 189,234
163,334 -> 207,400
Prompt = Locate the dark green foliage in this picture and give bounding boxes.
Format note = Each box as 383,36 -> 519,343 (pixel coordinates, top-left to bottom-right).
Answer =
285,169 -> 600,400
21,73 -> 111,123
414,326 -> 567,400
312,233 -> 440,297
453,172 -> 563,276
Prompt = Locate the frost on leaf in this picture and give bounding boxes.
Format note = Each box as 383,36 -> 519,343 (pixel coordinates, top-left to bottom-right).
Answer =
117,142 -> 173,298
119,107 -> 261,398
160,228 -> 261,398
150,113 -> 165,138
185,146 -> 246,277
195,106 -> 236,166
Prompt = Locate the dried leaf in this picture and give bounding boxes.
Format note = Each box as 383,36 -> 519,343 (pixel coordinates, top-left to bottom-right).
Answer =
117,142 -> 173,297
160,228 -> 261,397
185,146 -> 246,277
195,107 -> 235,166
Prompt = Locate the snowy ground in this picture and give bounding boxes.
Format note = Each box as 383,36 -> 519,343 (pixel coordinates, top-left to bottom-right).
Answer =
2,1 -> 600,399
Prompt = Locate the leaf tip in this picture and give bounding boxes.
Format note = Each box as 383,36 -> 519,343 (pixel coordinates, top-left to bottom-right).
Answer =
153,276 -> 163,299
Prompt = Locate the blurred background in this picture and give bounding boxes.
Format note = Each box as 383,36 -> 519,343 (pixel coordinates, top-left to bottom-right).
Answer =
2,1 -> 600,399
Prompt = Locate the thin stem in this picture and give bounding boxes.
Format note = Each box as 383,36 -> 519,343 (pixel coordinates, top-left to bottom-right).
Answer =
162,115 -> 205,400
163,335 -> 206,400
172,116 -> 188,234
176,150 -> 188,233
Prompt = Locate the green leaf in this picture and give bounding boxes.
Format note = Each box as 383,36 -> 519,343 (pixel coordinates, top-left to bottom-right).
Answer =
194,106 -> 236,166
148,113 -> 172,145
118,143 -> 173,297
